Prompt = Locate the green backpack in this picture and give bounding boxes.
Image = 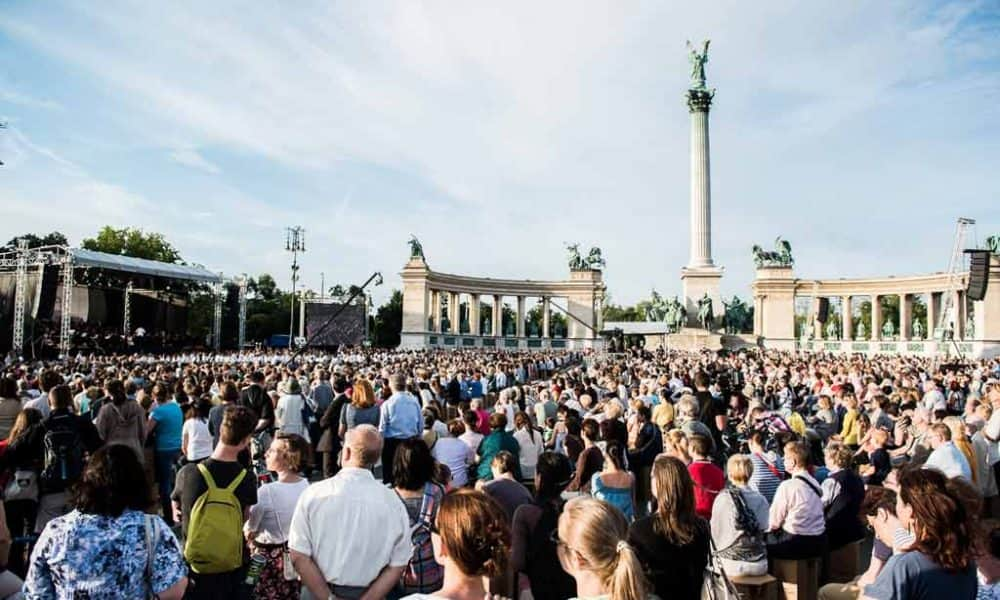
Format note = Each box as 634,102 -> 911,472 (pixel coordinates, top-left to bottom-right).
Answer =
183,463 -> 247,574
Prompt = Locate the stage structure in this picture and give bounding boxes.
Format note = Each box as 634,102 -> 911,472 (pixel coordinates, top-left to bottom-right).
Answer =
0,244 -> 241,356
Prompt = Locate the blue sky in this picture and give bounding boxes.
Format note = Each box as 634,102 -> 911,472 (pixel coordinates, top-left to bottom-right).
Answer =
1,1 -> 998,306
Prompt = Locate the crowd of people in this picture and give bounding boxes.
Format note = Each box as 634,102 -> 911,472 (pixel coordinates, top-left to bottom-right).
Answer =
0,344 -> 997,599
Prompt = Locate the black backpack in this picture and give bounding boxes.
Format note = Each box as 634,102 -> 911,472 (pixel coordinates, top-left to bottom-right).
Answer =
525,501 -> 576,600
40,415 -> 84,487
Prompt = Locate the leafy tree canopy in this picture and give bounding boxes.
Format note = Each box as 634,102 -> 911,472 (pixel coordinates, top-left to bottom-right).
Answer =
5,231 -> 69,250
81,226 -> 182,263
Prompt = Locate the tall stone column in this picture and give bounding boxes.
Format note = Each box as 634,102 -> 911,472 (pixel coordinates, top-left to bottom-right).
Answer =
493,295 -> 503,337
811,297 -> 823,339
516,297 -> 526,338
542,297 -> 551,338
470,294 -> 481,336
927,292 -> 940,340
680,57 -> 723,326
432,290 -> 442,333
448,292 -> 460,334
841,296 -> 853,340
871,295 -> 882,341
900,294 -> 912,341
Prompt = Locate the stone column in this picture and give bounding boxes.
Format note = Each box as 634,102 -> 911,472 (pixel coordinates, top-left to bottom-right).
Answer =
841,296 -> 853,341
542,297 -> 551,338
871,295 -> 882,341
447,292 -> 459,334
680,82 -> 722,327
954,290 -> 966,339
493,295 -> 503,337
516,297 -> 525,338
927,292 -> 940,340
811,297 -> 823,339
687,88 -> 715,269
470,294 -> 480,336
900,294 -> 912,341
432,291 -> 442,333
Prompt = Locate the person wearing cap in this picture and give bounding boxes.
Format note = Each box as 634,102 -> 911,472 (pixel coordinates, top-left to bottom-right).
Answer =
378,372 -> 421,485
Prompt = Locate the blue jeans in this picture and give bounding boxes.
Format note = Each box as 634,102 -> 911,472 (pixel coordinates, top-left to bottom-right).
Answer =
154,449 -> 181,525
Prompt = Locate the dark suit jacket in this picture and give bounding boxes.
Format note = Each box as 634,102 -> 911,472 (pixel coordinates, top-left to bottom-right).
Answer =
316,393 -> 349,453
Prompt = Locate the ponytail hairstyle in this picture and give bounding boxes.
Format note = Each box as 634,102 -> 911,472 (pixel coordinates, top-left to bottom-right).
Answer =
435,489 -> 510,579
558,497 -> 649,600
603,441 -> 627,471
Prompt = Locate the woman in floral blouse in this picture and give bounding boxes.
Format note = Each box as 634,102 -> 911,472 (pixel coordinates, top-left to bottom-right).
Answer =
23,444 -> 188,599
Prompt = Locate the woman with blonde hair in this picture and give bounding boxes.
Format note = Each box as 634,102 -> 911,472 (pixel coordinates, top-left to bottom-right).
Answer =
556,497 -> 652,600
401,489 -> 510,600
940,416 -> 978,484
710,454 -> 770,576
627,455 -> 709,600
662,429 -> 691,464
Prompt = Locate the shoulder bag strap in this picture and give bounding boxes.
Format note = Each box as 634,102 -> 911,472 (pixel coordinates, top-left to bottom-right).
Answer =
756,452 -> 785,480
794,474 -> 823,497
268,485 -> 286,541
418,482 -> 437,525
144,514 -> 160,600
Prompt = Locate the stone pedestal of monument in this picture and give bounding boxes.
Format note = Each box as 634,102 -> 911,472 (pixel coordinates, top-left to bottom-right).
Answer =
666,327 -> 723,352
681,266 -> 724,328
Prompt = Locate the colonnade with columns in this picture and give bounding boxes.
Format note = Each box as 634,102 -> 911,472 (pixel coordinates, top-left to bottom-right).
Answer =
752,256 -> 1000,358
399,255 -> 605,350
423,290 -> 556,338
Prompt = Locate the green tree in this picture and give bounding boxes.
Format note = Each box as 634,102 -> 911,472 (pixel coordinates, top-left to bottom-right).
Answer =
603,303 -> 646,322
250,274 -> 280,302
81,226 -> 182,263
373,290 -> 403,347
5,231 -> 69,249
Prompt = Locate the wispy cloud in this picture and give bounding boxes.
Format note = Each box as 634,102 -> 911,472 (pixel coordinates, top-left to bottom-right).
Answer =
168,147 -> 220,174
0,1 -> 997,304
0,88 -> 63,111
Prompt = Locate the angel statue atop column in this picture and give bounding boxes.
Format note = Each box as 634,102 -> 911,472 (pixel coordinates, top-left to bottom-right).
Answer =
687,39 -> 710,89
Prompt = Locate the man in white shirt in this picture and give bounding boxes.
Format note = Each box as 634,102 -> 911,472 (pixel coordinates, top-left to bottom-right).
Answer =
289,425 -> 412,599
924,422 -> 972,481
766,441 -> 827,560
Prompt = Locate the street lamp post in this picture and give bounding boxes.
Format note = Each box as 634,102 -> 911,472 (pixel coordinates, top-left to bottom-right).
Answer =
285,226 -> 306,347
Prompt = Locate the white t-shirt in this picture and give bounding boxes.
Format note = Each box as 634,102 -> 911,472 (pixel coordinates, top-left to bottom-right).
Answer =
182,418 -> 214,460
513,427 -> 543,479
244,478 -> 310,544
432,437 -> 474,487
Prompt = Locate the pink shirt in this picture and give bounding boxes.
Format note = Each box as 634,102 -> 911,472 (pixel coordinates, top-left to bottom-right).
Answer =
769,473 -> 825,536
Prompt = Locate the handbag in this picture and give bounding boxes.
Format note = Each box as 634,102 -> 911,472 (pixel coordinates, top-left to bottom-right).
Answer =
702,537 -> 741,600
4,469 -> 38,502
268,486 -> 298,581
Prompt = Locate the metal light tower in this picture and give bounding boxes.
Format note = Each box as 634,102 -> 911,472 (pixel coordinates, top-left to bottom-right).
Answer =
285,226 -> 306,346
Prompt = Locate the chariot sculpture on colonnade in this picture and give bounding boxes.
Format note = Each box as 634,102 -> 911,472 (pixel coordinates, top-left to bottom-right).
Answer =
566,243 -> 606,271
751,237 -> 794,268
